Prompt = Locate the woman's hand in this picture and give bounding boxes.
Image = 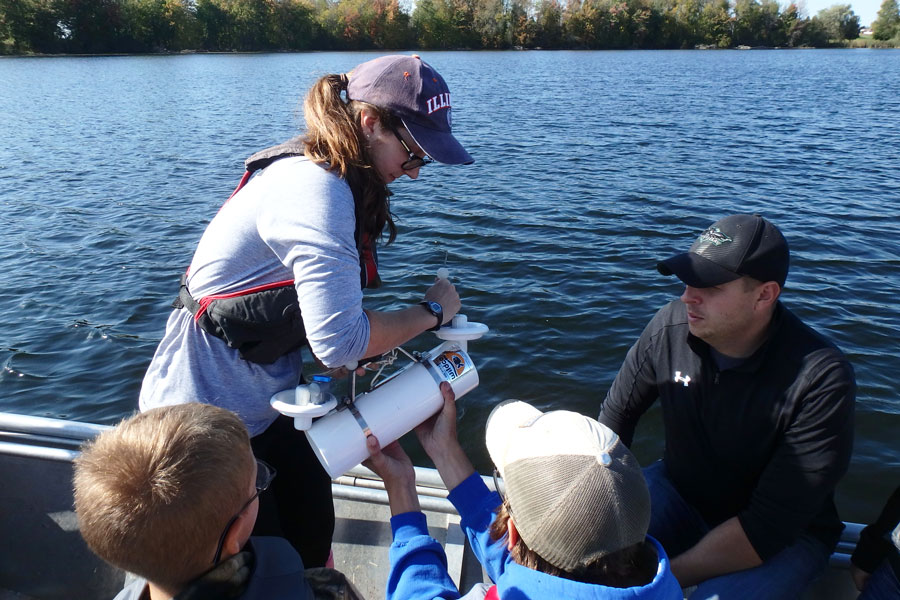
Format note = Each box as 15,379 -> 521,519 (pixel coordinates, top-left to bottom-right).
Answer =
362,277 -> 461,356
318,364 -> 368,379
424,277 -> 461,326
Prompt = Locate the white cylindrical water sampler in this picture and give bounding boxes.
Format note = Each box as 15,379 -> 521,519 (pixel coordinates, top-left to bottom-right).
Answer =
305,344 -> 479,478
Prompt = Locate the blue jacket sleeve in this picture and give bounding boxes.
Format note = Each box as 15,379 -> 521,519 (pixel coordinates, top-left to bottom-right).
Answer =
386,511 -> 461,600
447,473 -> 509,584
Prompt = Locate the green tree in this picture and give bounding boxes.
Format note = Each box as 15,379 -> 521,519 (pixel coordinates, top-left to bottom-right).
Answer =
791,14 -> 829,45
564,0 -> 636,49
626,0 -> 657,47
815,3 -> 860,40
732,0 -> 782,46
268,0 -> 321,50
124,0 -> 201,51
319,0 -> 370,49
592,0 -> 634,48
534,0 -> 564,47
649,0 -> 730,48
195,0 -> 227,49
778,2 -> 801,45
663,0 -> 706,48
872,0 -> 900,39
470,0 -> 506,48
55,0 -> 131,52
411,0 -> 478,48
411,0 -> 447,47
317,0 -> 358,48
0,0 -> 63,53
193,0 -> 273,50
699,0 -> 732,47
227,0 -> 273,49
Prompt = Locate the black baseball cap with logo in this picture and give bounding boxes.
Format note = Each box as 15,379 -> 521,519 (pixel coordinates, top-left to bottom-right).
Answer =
657,214 -> 790,288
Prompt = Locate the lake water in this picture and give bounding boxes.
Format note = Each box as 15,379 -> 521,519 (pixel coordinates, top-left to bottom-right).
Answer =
1,49 -> 898,523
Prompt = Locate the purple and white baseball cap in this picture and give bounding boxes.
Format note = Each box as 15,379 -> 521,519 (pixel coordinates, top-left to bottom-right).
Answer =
347,54 -> 473,165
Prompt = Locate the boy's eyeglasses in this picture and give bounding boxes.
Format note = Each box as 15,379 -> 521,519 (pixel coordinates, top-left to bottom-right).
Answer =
212,458 -> 276,565
390,126 -> 434,171
492,467 -> 513,517
492,467 -> 506,501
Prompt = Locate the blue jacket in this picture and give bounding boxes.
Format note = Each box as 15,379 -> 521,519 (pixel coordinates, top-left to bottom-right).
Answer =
387,473 -> 683,600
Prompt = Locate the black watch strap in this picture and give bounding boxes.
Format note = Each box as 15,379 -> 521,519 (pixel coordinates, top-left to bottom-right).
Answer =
419,301 -> 443,331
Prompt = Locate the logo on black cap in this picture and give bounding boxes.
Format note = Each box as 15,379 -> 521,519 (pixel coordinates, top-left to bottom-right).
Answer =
698,227 -> 732,246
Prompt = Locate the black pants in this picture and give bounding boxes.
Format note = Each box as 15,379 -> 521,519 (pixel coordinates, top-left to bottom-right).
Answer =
250,414 -> 334,568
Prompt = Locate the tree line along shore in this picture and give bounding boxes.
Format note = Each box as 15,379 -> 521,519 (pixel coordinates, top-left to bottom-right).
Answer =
2,0 -> 899,56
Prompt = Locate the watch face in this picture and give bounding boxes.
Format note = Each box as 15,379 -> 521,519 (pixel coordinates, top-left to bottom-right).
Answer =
427,301 -> 442,313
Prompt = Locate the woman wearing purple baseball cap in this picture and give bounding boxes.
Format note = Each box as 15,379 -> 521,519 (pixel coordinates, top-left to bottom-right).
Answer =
139,55 -> 473,570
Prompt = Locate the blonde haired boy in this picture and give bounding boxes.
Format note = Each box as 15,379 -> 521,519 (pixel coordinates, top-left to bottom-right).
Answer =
74,403 -> 318,600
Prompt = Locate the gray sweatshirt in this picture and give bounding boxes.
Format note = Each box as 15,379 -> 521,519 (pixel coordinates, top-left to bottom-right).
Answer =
140,157 -> 370,435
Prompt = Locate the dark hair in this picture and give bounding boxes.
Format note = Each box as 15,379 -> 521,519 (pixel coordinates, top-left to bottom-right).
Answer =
301,73 -> 397,245
489,502 -> 659,588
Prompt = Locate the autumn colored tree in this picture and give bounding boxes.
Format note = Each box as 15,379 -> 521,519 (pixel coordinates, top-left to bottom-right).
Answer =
508,0 -> 538,47
563,0 -> 597,47
317,0 -> 410,49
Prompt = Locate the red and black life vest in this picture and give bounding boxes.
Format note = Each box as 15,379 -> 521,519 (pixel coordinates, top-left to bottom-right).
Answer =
173,138 -> 380,364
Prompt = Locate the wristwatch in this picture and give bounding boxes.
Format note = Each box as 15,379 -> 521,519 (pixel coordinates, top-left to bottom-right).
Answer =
419,300 -> 443,331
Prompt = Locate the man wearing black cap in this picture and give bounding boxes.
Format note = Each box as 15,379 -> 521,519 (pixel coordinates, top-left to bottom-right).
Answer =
599,214 -> 856,599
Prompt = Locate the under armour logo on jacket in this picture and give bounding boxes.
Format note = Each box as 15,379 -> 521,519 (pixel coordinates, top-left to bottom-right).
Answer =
674,371 -> 691,386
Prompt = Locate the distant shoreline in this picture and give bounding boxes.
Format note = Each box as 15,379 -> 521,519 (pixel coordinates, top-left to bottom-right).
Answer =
3,44 -> 898,59
4,0 -> 897,56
